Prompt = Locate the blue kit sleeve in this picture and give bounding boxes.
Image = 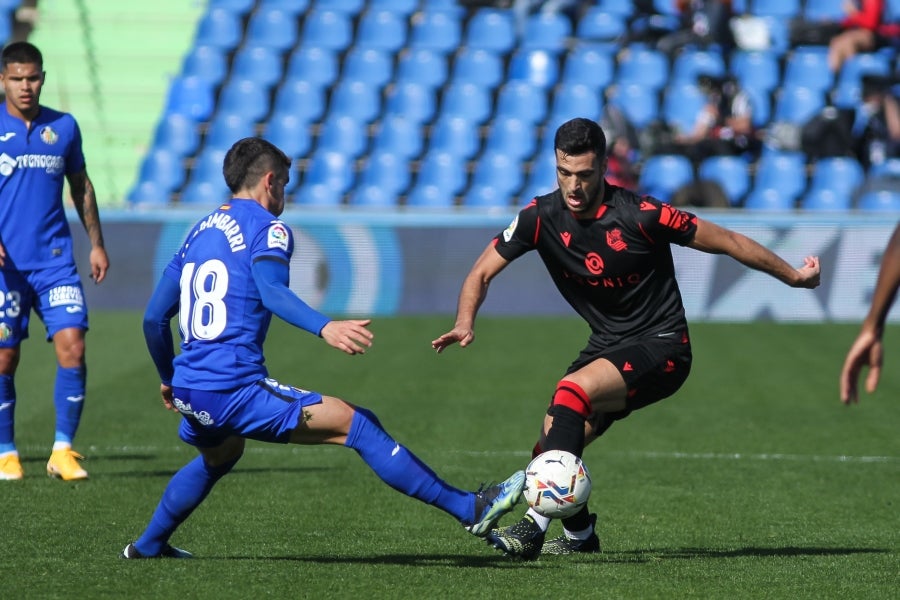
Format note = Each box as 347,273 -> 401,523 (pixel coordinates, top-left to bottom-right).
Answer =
252,257 -> 331,336
142,274 -> 181,385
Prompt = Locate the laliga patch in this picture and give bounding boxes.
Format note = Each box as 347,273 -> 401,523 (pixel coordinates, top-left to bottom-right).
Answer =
502,215 -> 519,242
267,222 -> 289,251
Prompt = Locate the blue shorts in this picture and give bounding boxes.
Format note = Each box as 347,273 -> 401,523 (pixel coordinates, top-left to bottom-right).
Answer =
0,265 -> 89,346
172,378 -> 324,448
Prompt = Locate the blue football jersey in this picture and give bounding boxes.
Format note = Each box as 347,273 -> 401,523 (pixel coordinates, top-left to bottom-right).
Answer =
166,199 -> 294,390
0,103 -> 86,270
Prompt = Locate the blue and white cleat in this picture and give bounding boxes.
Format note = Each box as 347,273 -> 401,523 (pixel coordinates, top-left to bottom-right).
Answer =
465,469 -> 526,537
121,542 -> 194,559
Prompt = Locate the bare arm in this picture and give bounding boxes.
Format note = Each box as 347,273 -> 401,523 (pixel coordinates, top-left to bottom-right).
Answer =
688,217 -> 821,288
431,243 -> 510,353
839,223 -> 900,404
67,170 -> 109,283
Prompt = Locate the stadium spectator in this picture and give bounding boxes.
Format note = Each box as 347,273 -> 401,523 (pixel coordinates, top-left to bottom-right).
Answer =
0,42 -> 109,482
600,105 -> 641,191
432,118 -> 821,560
670,75 -> 761,166
122,137 -> 524,559
655,0 -> 735,57
840,222 -> 900,404
851,75 -> 900,170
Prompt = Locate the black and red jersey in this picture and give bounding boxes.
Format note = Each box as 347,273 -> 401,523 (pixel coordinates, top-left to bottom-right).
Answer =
493,184 -> 698,347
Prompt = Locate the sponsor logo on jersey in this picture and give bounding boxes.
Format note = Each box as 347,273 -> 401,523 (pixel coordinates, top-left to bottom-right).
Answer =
48,285 -> 84,308
0,132 -> 15,141
0,152 -> 65,176
40,125 -> 59,145
584,252 -> 604,275
267,222 -> 289,251
502,215 -> 519,242
606,228 -> 627,251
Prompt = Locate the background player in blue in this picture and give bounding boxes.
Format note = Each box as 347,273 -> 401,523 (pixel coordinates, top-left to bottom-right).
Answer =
0,42 -> 109,481
122,137 -> 524,559
432,118 -> 822,560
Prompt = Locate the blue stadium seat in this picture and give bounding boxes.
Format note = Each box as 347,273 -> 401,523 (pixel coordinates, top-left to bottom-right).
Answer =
698,155 -> 751,206
358,150 -> 410,195
127,180 -> 170,206
833,52 -> 892,108
773,85 -> 826,125
546,83 -> 603,131
414,150 -> 467,195
395,48 -> 448,88
319,0 -> 364,13
293,183 -> 344,206
355,9 -> 407,52
164,76 -> 215,122
271,78 -> 327,125
439,82 -> 492,124
483,116 -> 536,161
462,183 -> 512,209
245,6 -> 298,51
464,8 -> 516,54
187,148 -> 228,188
807,156 -> 864,198
638,154 -> 693,203
801,0 -> 845,21
451,48 -> 504,89
180,180 -> 231,205
152,113 -> 200,157
428,115 -> 481,159
408,10 -> 461,53
383,81 -> 437,124
181,45 -> 228,86
301,150 -> 355,194
368,0 -> 418,15
750,0 -> 800,18
258,0 -> 309,13
730,50 -> 780,94
405,183 -> 456,208
230,45 -> 284,88
661,83 -> 707,136
522,148 -> 558,201
800,187 -> 852,211
208,0 -> 256,13
561,45 -> 615,91
507,48 -> 560,90
349,184 -> 398,208
285,46 -> 338,88
606,83 -> 659,129
752,151 -> 808,201
136,148 -> 186,195
216,78 -> 271,123
744,86 -> 772,128
596,0 -> 633,18
671,49 -> 726,85
301,10 -> 352,51
469,150 -> 523,197
204,112 -> 257,152
371,115 -> 424,159
315,115 -> 368,158
495,81 -> 547,125
857,189 -> 900,211
616,46 -> 669,91
262,113 -> 313,159
194,8 -> 242,49
743,188 -> 795,210
576,8 -> 626,42
783,47 -> 833,93
328,79 -> 382,123
521,11 -> 572,53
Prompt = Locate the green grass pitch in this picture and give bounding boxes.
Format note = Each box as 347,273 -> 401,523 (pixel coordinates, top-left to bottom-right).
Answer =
2,314 -> 898,599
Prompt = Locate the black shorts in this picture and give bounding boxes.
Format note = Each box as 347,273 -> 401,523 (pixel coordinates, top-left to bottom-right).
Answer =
567,329 -> 693,413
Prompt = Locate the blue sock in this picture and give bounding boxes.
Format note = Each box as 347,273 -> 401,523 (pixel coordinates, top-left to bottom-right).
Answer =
0,374 -> 15,453
53,366 -> 85,445
345,407 -> 474,523
135,454 -> 239,556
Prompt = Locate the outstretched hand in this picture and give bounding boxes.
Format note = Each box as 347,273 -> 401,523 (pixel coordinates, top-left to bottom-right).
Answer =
321,319 -> 374,355
160,383 -> 179,413
431,327 -> 474,354
792,255 -> 821,289
839,328 -> 883,405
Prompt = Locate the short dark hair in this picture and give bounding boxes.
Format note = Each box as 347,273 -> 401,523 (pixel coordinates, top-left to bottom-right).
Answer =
223,137 -> 291,193
554,118 -> 607,158
1,42 -> 43,70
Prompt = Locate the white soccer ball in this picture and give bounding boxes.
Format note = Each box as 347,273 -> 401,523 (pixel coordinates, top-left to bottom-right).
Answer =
523,450 -> 592,519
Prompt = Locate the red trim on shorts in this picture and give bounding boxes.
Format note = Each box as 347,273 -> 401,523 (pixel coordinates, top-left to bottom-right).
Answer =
552,380 -> 592,418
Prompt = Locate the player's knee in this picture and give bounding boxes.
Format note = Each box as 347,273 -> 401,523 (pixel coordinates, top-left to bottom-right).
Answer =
550,380 -> 593,418
353,406 -> 384,430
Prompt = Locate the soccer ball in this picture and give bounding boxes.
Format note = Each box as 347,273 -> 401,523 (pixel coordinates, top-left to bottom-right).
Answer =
523,450 -> 592,519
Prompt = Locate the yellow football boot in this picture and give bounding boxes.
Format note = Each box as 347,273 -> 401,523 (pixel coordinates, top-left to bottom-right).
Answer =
46,448 -> 88,480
